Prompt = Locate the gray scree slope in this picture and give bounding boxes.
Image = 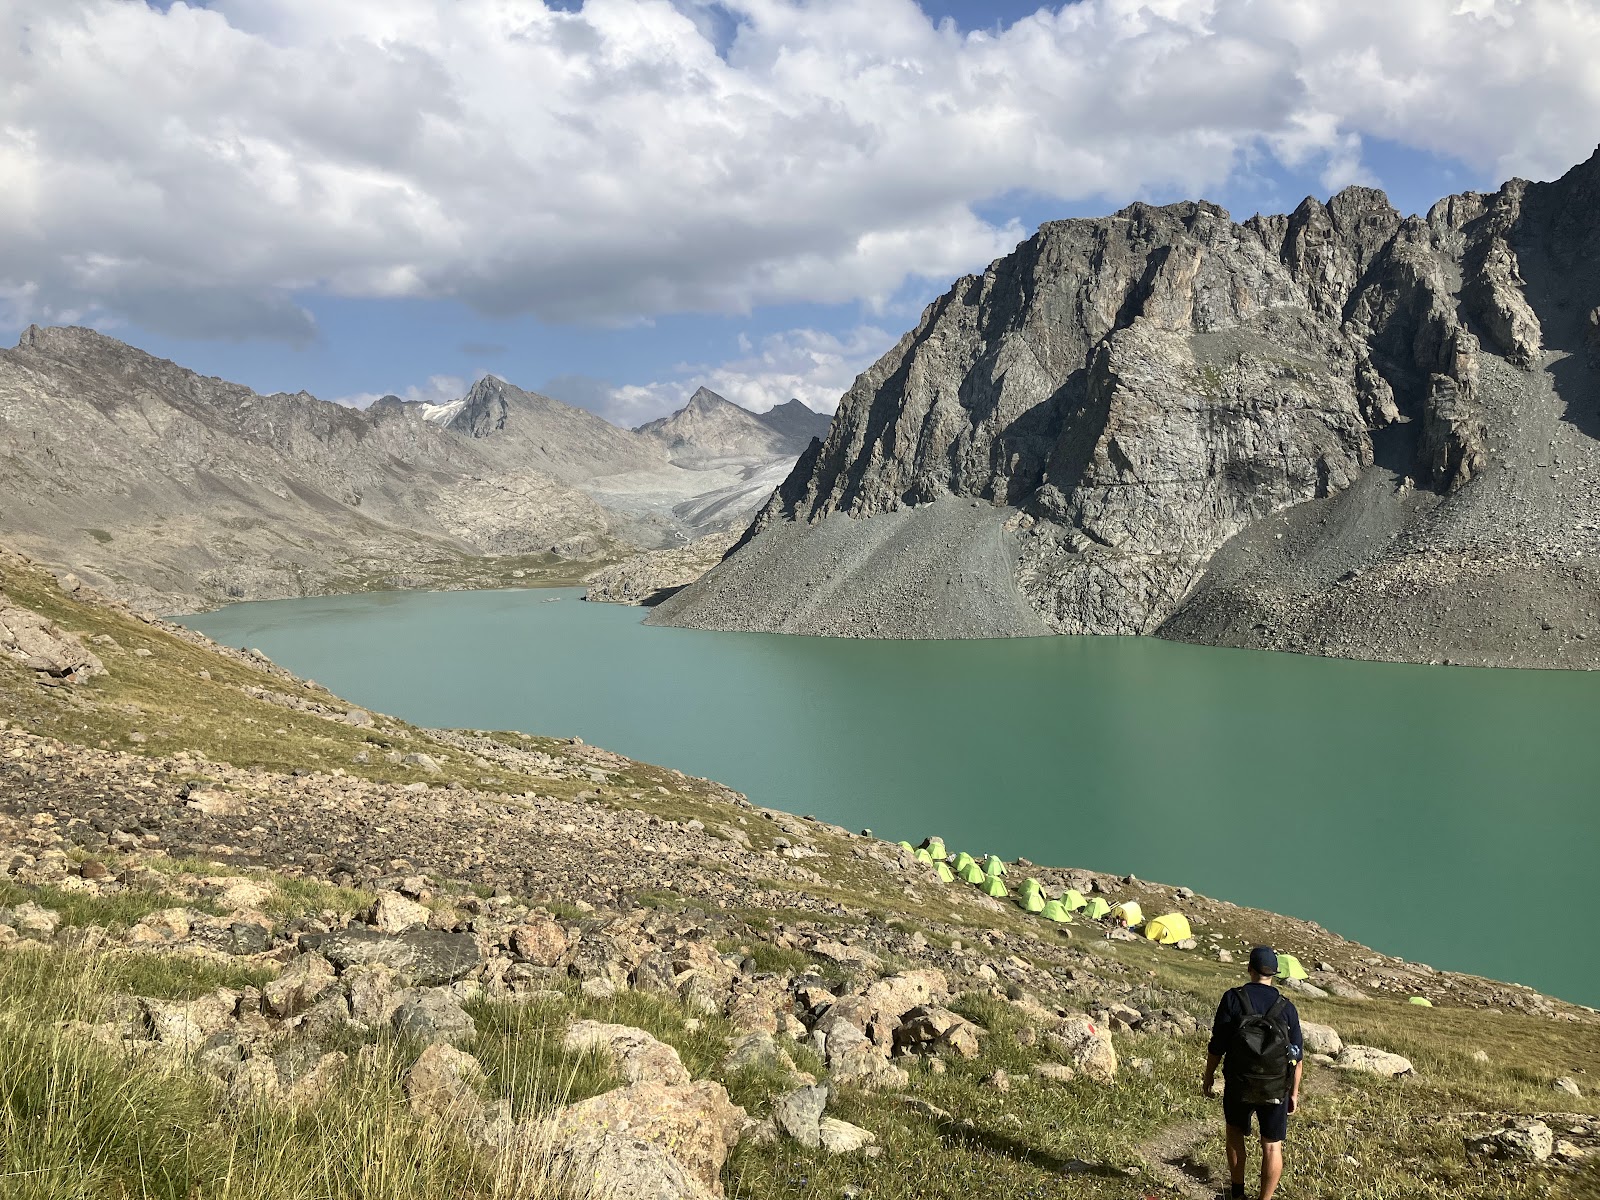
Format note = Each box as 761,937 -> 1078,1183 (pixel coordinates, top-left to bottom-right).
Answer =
652,151 -> 1600,668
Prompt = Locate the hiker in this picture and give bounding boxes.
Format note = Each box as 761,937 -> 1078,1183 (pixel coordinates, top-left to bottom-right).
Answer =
1201,946 -> 1303,1200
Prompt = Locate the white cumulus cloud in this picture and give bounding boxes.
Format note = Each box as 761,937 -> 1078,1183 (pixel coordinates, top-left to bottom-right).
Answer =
2,0 -> 1599,341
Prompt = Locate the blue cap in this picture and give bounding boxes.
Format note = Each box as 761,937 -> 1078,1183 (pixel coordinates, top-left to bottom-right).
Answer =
1248,946 -> 1279,976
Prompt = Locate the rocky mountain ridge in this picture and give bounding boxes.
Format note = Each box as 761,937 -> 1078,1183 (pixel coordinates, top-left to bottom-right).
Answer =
636,387 -> 831,467
0,330 -> 826,613
653,151 -> 1600,669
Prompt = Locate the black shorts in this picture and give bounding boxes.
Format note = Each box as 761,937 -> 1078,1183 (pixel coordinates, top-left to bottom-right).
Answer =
1224,1093 -> 1289,1142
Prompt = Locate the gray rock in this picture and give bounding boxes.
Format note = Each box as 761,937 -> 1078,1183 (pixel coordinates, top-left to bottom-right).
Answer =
817,1117 -> 876,1154
300,928 -> 479,986
1333,1045 -> 1414,1078
391,989 -> 476,1045
772,1084 -> 828,1148
1465,1120 -> 1554,1164
1300,1021 -> 1343,1057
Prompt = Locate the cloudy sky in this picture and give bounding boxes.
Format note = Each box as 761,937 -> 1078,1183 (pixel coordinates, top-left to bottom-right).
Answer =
3,0 -> 1598,425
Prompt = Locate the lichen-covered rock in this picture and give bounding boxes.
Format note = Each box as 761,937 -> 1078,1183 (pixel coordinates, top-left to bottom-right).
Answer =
563,1020 -> 691,1086
1465,1120 -> 1554,1164
1045,1014 -> 1118,1084
404,1044 -> 485,1123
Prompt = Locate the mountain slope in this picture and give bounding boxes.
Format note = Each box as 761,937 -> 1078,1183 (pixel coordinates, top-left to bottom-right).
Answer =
0,327 -> 613,611
653,151 -> 1600,668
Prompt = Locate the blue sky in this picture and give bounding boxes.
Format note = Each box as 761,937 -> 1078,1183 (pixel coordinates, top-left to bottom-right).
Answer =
3,0 -> 1589,424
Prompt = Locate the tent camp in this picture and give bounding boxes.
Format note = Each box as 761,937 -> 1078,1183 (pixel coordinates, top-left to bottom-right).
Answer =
952,852 -> 975,873
1061,890 -> 1087,912
958,861 -> 986,885
935,862 -> 955,883
1019,889 -> 1045,913
1408,996 -> 1433,1007
914,847 -> 934,865
982,876 -> 1008,899
1040,900 -> 1073,923
982,855 -> 1006,877
1277,953 -> 1309,981
1144,913 -> 1192,945
1082,897 -> 1111,920
921,837 -> 947,860
1109,901 -> 1144,928
897,841 -> 914,854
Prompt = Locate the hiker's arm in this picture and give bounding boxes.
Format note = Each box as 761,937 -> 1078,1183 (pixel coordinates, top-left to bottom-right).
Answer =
1202,1052 -> 1222,1096
1288,1060 -> 1303,1112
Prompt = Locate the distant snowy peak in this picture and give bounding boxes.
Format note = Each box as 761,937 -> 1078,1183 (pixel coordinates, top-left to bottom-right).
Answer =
418,398 -> 467,425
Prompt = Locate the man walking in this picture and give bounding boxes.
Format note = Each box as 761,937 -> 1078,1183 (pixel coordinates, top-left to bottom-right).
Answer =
1202,947 -> 1304,1200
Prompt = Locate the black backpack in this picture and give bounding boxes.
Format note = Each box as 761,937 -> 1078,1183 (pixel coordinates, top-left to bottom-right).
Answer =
1225,987 -> 1293,1104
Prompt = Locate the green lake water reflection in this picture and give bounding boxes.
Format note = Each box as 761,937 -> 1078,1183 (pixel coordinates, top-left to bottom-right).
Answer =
183,587 -> 1600,1006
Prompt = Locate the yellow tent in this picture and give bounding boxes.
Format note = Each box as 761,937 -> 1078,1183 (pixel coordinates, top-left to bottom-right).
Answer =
1109,901 -> 1144,928
1408,996 -> 1433,1007
1277,953 -> 1309,981
1144,913 -> 1192,945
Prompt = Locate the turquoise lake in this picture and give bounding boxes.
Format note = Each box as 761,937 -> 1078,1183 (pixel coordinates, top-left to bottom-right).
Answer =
183,587 -> 1600,1007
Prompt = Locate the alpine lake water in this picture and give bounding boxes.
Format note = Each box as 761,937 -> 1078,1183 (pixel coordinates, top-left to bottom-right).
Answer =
183,587 -> 1600,1008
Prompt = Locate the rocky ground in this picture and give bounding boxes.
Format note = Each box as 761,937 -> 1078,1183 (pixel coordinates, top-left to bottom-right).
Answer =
585,531 -> 741,607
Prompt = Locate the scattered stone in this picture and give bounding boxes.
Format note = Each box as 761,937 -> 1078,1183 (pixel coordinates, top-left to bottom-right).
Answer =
510,918 -> 568,967
390,989 -> 476,1045
1333,1045 -> 1414,1079
367,890 -> 431,933
817,1117 -> 876,1154
404,1044 -> 485,1122
1045,1014 -> 1118,1083
262,953 -> 336,1018
1465,1120 -> 1554,1164
1301,1021 -> 1343,1057
1553,1076 -> 1583,1098
773,1083 -> 828,1148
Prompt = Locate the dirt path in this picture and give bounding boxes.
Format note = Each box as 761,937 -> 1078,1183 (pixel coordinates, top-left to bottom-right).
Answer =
1138,1117 -> 1215,1199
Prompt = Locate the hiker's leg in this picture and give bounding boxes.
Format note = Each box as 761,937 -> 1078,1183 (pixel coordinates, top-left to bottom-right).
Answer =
1259,1139 -> 1284,1200
1225,1123 -> 1247,1187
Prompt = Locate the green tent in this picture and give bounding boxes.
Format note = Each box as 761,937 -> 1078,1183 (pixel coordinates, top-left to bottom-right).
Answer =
952,852 -> 975,873
935,862 -> 955,884
897,841 -> 915,854
1019,877 -> 1043,895
1061,889 -> 1087,912
1408,996 -> 1433,1007
1018,889 -> 1045,914
982,854 -> 1006,877
914,847 -> 934,865
921,837 -> 948,861
1277,953 -> 1309,981
981,875 -> 1009,899
958,861 -> 986,885
1040,900 -> 1073,923
1082,897 -> 1111,920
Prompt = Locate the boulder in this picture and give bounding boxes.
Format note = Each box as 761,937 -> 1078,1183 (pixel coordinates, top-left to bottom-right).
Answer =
1045,1014 -> 1118,1084
772,1084 -> 828,1148
405,1044 -> 486,1123
818,1021 -> 909,1089
262,953 -> 337,1019
301,928 -> 479,986
276,1047 -> 347,1108
720,1031 -> 798,1076
141,990 -> 238,1048
1553,1076 -> 1583,1098
817,1117 -> 876,1154
1300,1021 -> 1343,1057
391,989 -> 476,1045
563,1020 -> 691,1086
5,902 -> 60,939
0,600 -> 105,679
368,891 -> 431,934
537,1081 -> 745,1198
1465,1120 -> 1554,1164
510,919 -> 569,967
344,963 -> 404,1026
892,1005 -> 982,1059
1333,1045 -> 1414,1079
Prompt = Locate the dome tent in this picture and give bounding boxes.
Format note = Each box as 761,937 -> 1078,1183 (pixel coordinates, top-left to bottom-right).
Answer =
1144,913 -> 1192,945
1019,878 -> 1044,897
958,861 -> 986,885
1109,901 -> 1144,928
1061,889 -> 1087,912
1408,996 -> 1433,1007
1277,953 -> 1309,981
1019,889 -> 1045,914
981,875 -> 1008,899
982,855 -> 1006,877
952,852 -> 976,873
914,847 -> 934,865
897,841 -> 915,854
1040,900 -> 1073,923
1082,897 -> 1111,920
920,837 -> 947,861
935,862 -> 955,883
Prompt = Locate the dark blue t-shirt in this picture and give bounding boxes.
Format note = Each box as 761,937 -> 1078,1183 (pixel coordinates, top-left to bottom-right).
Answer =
1208,983 -> 1304,1071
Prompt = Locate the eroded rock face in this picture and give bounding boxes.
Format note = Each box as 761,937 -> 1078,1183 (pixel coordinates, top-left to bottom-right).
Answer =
659,152 -> 1600,650
0,593 -> 105,679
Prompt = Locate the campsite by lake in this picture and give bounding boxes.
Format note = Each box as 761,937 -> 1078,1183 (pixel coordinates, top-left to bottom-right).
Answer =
183,586 -> 1600,1009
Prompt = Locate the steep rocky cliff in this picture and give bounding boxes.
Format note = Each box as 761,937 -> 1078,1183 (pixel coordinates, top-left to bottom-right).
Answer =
653,152 -> 1600,668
